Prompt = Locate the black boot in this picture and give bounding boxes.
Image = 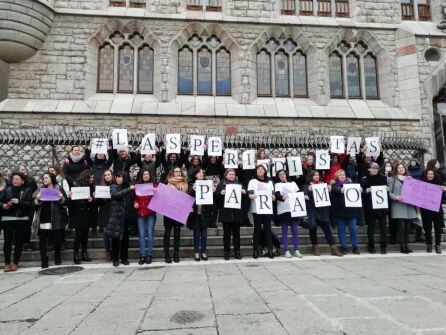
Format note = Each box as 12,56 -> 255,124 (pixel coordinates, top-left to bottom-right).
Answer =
380,246 -> 387,255
54,252 -> 62,266
367,244 -> 376,254
165,252 -> 172,264
400,246 -> 409,254
235,251 -> 242,260
147,256 -> 152,264
73,253 -> 81,264
436,245 -> 442,254
415,226 -> 425,243
81,251 -> 92,262
113,260 -> 119,267
427,244 -> 432,253
41,257 -> 49,269
405,245 -> 413,253
267,250 -> 274,259
224,252 -> 230,260
173,251 -> 180,263
138,257 -> 145,265
253,248 -> 259,259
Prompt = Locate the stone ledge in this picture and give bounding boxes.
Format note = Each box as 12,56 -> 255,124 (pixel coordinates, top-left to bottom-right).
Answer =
0,96 -> 421,120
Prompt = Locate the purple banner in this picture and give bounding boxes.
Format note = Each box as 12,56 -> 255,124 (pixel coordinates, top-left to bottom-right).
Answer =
40,188 -> 60,201
401,178 -> 443,212
147,183 -> 195,224
135,183 -> 154,196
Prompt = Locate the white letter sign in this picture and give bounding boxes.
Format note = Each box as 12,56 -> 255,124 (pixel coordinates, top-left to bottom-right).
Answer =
166,134 -> 181,154
195,180 -> 213,205
343,183 -> 362,207
315,150 -> 330,170
224,184 -> 242,209
371,185 -> 388,209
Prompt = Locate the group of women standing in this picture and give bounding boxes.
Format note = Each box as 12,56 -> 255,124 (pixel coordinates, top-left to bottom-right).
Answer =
1,144 -> 445,271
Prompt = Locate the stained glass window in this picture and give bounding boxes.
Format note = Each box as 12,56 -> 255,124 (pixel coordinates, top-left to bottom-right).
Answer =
197,47 -> 212,94
346,53 -> 361,98
118,44 -> 134,92
98,43 -> 114,92
275,50 -> 289,97
138,45 -> 154,93
329,52 -> 343,97
178,47 -> 193,94
216,48 -> 231,95
257,50 -> 271,96
364,54 -> 378,98
293,51 -> 307,97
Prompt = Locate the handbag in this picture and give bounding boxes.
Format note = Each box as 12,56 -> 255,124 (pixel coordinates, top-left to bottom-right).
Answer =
300,208 -> 316,230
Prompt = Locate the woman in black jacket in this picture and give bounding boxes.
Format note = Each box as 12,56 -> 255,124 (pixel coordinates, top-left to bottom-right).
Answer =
187,167 -> 214,261
106,172 -> 136,267
96,170 -> 114,261
0,172 -> 33,272
216,169 -> 245,260
68,170 -> 96,264
420,169 -> 446,254
63,146 -> 90,187
33,173 -> 67,268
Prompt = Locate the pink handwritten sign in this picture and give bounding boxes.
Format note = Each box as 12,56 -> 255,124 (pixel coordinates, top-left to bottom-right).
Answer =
135,183 -> 154,196
147,183 -> 195,224
40,188 -> 59,201
401,178 -> 443,212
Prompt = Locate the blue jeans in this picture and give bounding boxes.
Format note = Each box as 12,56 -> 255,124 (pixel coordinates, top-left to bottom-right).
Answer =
137,214 -> 157,257
102,231 -> 111,254
193,228 -> 208,253
336,218 -> 358,248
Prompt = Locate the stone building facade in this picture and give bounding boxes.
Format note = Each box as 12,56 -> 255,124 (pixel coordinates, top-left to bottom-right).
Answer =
1,0 -> 446,169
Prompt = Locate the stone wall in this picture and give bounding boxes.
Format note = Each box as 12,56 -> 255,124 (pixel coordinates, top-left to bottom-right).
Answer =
53,0 -> 106,10
227,0 -> 279,18
351,0 -> 401,24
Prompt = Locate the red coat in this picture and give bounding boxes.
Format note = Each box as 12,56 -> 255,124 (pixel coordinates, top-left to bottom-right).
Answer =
324,154 -> 346,184
133,183 -> 157,217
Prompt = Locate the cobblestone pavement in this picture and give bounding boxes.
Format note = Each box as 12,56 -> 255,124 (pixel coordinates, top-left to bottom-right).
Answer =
1,253 -> 446,335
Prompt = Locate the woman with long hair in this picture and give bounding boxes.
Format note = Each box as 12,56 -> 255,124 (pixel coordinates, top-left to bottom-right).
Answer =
134,169 -> 157,265
107,172 -> 136,267
163,168 -> 188,263
33,173 -> 67,268
96,170 -> 114,261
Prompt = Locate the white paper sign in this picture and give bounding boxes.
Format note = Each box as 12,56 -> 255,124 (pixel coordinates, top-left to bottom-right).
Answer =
112,129 -> 128,151
347,137 -> 362,156
343,183 -> 362,207
315,150 -> 330,170
165,134 -> 181,154
195,180 -> 214,205
224,149 -> 239,168
287,156 -> 303,177
365,137 -> 380,157
242,150 -> 256,170
330,136 -> 345,154
95,186 -> 111,199
271,157 -> 286,177
371,185 -> 388,209
40,223 -> 52,230
224,184 -> 242,209
312,183 -> 331,207
255,190 -> 273,214
288,192 -> 307,217
257,159 -> 270,177
208,137 -> 222,156
140,133 -> 156,155
190,135 -> 205,156
91,138 -> 108,155
71,187 -> 91,200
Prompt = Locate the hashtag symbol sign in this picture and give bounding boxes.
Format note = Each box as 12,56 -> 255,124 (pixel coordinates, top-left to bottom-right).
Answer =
95,139 -> 104,148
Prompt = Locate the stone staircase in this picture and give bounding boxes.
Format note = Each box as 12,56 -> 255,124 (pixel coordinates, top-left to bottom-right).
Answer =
0,225 -> 433,263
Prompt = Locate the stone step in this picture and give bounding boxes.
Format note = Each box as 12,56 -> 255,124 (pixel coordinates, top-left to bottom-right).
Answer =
0,243 -> 429,263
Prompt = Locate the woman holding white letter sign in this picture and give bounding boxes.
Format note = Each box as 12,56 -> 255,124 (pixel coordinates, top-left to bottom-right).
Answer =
216,169 -> 245,260
248,165 -> 275,259
274,169 -> 303,258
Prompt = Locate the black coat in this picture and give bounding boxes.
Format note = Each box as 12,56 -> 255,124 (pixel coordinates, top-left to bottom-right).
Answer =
330,182 -> 361,219
303,183 -> 331,223
96,182 -> 112,228
216,180 -> 244,224
87,152 -> 113,184
187,187 -> 213,230
68,186 -> 96,229
33,186 -> 68,231
360,174 -> 388,213
106,184 -> 135,239
0,185 -> 33,219
109,149 -> 137,174
63,154 -> 90,187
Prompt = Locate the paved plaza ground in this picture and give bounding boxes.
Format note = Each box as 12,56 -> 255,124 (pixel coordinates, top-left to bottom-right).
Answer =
1,253 -> 446,335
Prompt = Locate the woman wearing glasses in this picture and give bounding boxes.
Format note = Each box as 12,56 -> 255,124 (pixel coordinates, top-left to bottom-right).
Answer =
163,168 -> 188,263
